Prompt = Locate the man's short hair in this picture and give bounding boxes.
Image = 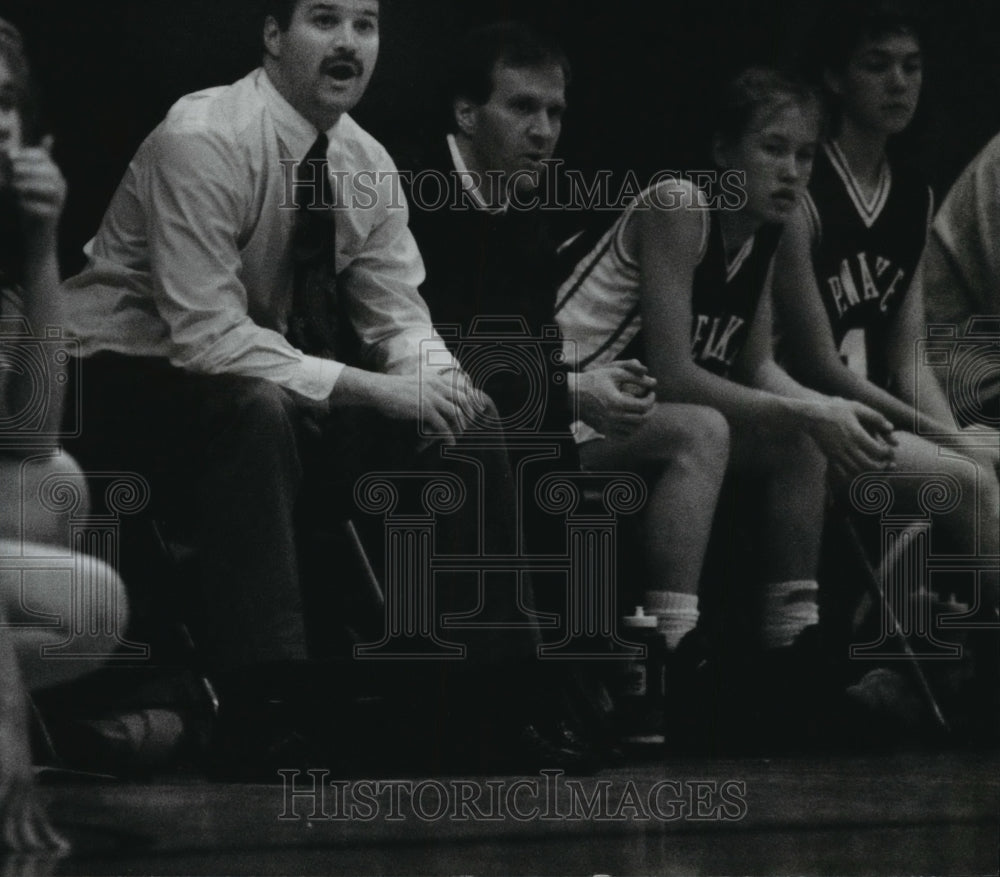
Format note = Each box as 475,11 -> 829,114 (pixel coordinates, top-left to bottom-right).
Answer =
262,0 -> 384,32
448,21 -> 571,108
262,0 -> 299,32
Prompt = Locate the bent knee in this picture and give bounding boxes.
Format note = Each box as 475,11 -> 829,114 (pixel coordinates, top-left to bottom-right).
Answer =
217,376 -> 298,433
673,405 -> 730,457
1,452 -> 91,544
684,406 -> 730,458
648,403 -> 730,470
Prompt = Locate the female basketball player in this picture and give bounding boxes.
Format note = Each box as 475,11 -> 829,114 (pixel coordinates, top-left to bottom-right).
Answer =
556,67 -> 896,673
771,1 -> 1000,621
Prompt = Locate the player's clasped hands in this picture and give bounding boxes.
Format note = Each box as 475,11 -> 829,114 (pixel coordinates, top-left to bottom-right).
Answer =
575,359 -> 657,439
808,397 -> 898,482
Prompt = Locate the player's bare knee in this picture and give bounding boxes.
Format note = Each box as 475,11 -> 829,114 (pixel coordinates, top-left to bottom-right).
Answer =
651,404 -> 729,469
2,452 -> 91,545
687,406 -> 730,464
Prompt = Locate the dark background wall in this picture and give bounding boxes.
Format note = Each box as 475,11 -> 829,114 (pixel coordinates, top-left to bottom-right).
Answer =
2,0 -> 998,272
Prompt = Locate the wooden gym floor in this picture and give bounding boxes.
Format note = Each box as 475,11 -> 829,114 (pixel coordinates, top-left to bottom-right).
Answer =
23,749 -> 1000,876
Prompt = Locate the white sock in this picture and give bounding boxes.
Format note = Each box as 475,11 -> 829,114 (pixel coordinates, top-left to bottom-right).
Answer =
649,591 -> 699,651
761,580 -> 819,650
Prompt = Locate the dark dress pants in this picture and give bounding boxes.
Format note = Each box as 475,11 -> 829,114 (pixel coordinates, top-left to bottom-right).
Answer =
66,354 -> 540,675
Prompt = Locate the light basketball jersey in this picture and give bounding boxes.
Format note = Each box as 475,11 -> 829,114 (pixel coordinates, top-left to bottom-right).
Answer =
556,178 -> 781,380
554,186 -> 661,373
803,140 -> 933,389
555,179 -> 782,441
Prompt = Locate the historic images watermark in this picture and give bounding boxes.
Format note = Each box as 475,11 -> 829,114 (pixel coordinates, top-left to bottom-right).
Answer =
278,770 -> 748,824
847,319 -> 1000,661
279,159 -> 748,213
0,317 -> 80,449
350,321 -> 650,662
915,318 -> 1000,434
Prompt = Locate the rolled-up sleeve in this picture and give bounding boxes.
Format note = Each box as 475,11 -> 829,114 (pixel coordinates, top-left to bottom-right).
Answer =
144,127 -> 342,401
338,164 -> 454,377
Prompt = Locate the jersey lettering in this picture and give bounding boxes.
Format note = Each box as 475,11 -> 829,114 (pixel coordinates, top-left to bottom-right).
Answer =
693,314 -> 745,367
881,268 -> 906,313
692,314 -> 711,351
826,252 -> 906,318
858,253 -> 880,301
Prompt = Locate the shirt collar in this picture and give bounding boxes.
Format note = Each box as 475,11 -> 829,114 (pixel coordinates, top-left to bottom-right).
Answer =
447,133 -> 507,215
258,68 -> 342,159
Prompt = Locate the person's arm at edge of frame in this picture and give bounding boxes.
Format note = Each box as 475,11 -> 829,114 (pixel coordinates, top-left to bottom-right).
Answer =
889,256 -> 1000,466
9,137 -> 67,437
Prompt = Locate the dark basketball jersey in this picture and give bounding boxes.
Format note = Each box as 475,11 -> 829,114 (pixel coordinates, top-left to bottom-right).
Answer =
803,140 -> 933,389
688,213 -> 784,378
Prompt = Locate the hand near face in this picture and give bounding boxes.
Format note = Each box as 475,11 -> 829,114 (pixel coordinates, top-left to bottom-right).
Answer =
8,137 -> 67,244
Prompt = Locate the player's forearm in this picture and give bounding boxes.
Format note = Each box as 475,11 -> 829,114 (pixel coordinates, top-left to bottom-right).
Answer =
788,346 -> 926,434
751,359 -> 829,404
822,360 -> 925,432
654,360 -> 805,435
21,236 -> 61,333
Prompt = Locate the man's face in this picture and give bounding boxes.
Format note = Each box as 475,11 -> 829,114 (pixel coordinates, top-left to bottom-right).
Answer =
827,32 -> 923,136
264,0 -> 379,131
458,61 -> 567,198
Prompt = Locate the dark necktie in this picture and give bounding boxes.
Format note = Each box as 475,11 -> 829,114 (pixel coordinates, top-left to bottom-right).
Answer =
287,133 -> 340,359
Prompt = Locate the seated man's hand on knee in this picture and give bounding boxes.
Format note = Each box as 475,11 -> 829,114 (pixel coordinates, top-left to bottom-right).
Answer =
329,365 -> 490,444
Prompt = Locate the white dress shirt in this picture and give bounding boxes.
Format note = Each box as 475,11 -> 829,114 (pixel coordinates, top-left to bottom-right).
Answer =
63,68 -> 449,402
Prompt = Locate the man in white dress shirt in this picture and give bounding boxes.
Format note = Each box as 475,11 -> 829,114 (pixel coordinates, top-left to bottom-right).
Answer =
60,0 -> 565,778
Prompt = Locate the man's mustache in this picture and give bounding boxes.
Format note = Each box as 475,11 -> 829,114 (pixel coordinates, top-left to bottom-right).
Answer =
321,54 -> 364,78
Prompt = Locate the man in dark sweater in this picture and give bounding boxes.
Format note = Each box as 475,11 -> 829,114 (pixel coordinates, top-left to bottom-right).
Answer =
400,22 -> 657,564
397,24 -> 666,759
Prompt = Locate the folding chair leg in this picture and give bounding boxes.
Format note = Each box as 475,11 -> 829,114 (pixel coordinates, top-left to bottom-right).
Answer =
838,513 -> 951,734
29,694 -> 62,767
343,519 -> 384,610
